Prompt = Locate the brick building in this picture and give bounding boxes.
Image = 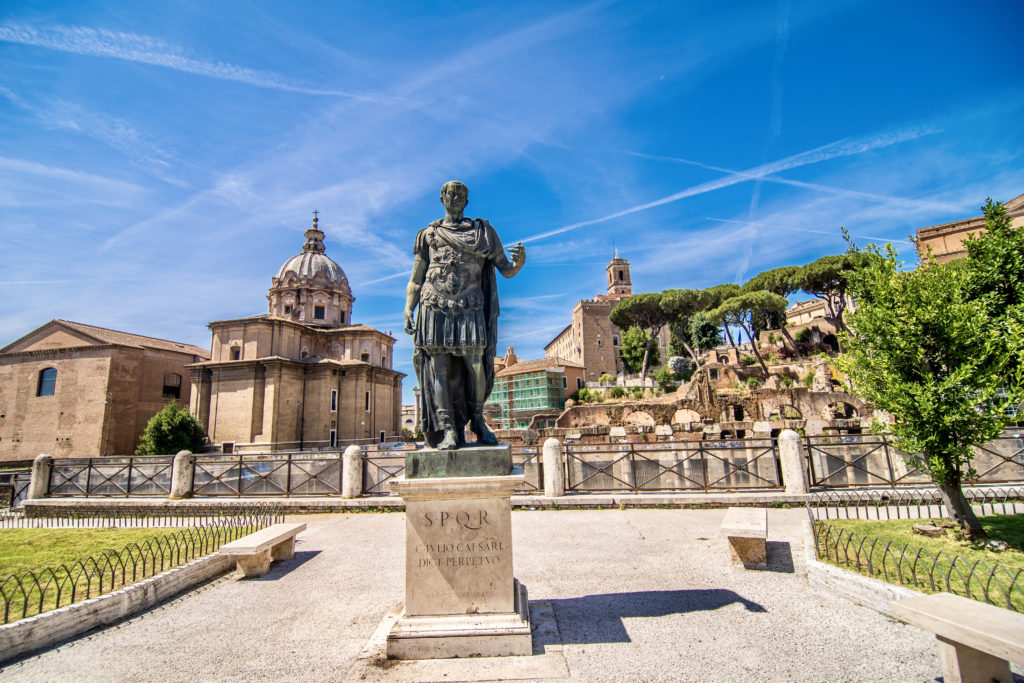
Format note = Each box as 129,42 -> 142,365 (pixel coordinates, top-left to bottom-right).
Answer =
189,215 -> 403,450
916,192 -> 1024,263
544,252 -> 669,383
0,320 -> 208,464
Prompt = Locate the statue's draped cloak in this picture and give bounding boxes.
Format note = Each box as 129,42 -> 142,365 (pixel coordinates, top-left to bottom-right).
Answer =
413,218 -> 503,437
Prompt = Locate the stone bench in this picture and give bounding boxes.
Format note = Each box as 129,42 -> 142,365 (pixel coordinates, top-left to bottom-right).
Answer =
891,592 -> 1024,683
219,523 -> 307,578
721,507 -> 767,569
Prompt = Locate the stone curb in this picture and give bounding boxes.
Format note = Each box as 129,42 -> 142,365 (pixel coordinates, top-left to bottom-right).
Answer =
802,518 -> 923,616
0,552 -> 234,664
23,491 -> 810,515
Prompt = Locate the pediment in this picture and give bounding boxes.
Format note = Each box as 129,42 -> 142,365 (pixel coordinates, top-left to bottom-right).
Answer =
1,321 -> 107,354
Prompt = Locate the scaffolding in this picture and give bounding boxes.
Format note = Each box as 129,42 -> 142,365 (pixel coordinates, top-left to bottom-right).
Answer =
487,370 -> 568,429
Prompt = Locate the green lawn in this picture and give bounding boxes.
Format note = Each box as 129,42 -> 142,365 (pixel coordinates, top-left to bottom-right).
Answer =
816,515 -> 1024,610
0,526 -> 236,624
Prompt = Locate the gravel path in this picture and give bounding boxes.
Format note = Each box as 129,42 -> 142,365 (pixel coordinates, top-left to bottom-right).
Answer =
0,508 -> 1004,682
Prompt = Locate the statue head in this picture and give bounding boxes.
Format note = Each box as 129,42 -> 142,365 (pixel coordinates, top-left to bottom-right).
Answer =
440,181 -> 468,214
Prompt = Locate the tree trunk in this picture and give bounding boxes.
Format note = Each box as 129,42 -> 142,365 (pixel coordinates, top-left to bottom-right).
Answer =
738,321 -> 770,376
779,326 -> 797,351
724,322 -> 738,353
640,336 -> 652,389
936,482 -> 986,539
679,338 -> 701,370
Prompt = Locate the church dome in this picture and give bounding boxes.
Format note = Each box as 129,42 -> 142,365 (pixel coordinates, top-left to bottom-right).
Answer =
275,214 -> 348,286
268,213 -> 355,328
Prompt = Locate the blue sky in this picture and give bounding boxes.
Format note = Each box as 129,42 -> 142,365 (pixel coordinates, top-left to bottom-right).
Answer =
2,0 -> 1022,404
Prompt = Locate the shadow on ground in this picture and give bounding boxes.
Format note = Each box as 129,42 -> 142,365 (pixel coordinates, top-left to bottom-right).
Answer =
549,589 -> 766,644
251,550 -> 322,580
765,540 -> 794,573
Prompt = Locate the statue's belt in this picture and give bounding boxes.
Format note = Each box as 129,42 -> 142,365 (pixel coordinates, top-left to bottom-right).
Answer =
419,286 -> 485,312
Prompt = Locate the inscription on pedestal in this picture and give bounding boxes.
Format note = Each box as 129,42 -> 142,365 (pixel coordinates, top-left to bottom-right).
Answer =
405,496 -> 514,617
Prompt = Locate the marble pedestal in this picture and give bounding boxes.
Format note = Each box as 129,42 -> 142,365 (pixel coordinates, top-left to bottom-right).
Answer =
386,466 -> 531,659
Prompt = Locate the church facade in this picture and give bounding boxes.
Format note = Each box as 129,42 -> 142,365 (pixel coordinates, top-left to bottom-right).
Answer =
189,215 -> 403,450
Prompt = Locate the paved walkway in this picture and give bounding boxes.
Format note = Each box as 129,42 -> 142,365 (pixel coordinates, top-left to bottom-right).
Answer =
0,508 -> 1003,682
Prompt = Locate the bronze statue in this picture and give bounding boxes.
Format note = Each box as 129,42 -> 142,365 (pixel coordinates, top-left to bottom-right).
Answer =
404,181 -> 526,449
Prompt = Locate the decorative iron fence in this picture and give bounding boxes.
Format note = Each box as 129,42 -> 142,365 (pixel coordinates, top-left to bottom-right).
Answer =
808,486 -> 1024,520
808,503 -> 1024,612
48,457 -> 173,498
0,504 -> 283,624
191,452 -> 344,497
0,502 -> 283,529
563,440 -> 782,493
805,432 -> 1024,488
361,445 -> 543,495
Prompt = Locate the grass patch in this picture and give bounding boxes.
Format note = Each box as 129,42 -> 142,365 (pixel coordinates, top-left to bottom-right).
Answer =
816,515 -> 1024,610
0,528 -> 183,576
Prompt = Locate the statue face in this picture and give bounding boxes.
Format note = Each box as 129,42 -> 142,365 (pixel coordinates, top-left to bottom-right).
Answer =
441,182 -> 468,213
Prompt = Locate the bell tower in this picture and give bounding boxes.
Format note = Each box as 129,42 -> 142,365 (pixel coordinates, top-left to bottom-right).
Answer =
606,250 -> 632,297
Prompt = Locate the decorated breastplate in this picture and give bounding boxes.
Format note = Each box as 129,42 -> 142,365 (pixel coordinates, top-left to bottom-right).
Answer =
422,229 -> 485,311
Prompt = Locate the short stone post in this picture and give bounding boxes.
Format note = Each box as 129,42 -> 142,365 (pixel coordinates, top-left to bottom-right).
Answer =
341,445 -> 363,498
27,453 -> 53,500
778,429 -> 808,494
169,450 -> 196,499
543,438 -> 564,498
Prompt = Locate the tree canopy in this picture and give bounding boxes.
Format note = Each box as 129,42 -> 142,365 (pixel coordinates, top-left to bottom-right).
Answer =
135,403 -> 207,455
610,292 -> 670,385
708,290 -> 788,374
619,326 -> 659,375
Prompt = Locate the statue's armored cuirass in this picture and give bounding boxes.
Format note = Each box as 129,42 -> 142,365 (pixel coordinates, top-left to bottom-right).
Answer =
419,226 -> 486,311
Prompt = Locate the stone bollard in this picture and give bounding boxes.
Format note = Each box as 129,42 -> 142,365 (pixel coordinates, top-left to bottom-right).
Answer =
341,445 -> 363,498
169,450 -> 196,499
778,429 -> 808,494
27,453 -> 53,500
542,438 -> 564,498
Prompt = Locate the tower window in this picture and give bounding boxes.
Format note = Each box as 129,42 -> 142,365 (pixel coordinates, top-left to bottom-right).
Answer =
361,352 -> 370,363
37,368 -> 57,397
331,389 -> 338,412
365,391 -> 370,412
617,270 -> 623,281
162,373 -> 182,399
340,311 -> 346,323
230,347 -> 241,360
284,305 -> 292,314
314,305 -> 325,320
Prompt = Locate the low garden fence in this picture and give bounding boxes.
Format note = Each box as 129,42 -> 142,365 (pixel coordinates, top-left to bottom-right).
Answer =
0,503 -> 283,624
809,486 -> 1024,520
807,501 -> 1024,612
0,502 -> 283,529
563,439 -> 781,493
0,469 -> 30,508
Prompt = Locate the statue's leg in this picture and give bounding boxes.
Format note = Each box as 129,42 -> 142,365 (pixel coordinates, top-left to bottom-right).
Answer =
464,349 -> 498,445
430,352 -> 460,450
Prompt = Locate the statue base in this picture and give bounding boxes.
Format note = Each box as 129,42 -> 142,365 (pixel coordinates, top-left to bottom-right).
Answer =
405,443 -> 513,479
386,465 -> 531,659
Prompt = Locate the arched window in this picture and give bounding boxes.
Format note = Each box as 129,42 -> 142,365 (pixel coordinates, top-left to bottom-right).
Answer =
37,368 -> 57,396
163,373 -> 182,399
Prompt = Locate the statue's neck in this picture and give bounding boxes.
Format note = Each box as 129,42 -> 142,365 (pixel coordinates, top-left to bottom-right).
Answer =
442,210 -> 465,226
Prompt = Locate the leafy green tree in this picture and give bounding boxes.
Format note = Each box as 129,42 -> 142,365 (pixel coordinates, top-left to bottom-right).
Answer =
839,243 -> 1023,538
662,286 -> 736,368
688,312 -> 722,356
791,251 -> 876,340
743,265 -> 801,349
652,366 -> 677,390
136,403 -> 206,455
610,292 -> 670,385
707,290 -> 788,375
619,326 -> 660,376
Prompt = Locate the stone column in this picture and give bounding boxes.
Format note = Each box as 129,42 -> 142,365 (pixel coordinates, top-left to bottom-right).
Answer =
27,454 -> 53,500
543,437 -> 564,497
341,444 -> 363,498
778,429 -> 808,494
169,450 -> 196,499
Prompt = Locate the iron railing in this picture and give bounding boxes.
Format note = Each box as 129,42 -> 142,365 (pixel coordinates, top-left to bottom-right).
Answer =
0,504 -> 283,624
808,502 -> 1024,612
48,457 -> 173,498
361,446 -> 543,495
805,432 -> 1024,488
0,469 -> 30,508
0,502 -> 283,529
564,439 -> 781,493
191,452 -> 344,497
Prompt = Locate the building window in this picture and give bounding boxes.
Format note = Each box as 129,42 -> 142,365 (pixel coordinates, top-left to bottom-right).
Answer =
314,305 -> 325,320
380,430 -> 386,443
382,355 -> 387,367
613,336 -> 619,345
562,377 -> 568,389
37,368 -> 56,397
361,352 -> 370,363
617,270 -> 623,281
576,378 -> 583,389
365,391 -> 370,411
340,311 -> 346,324
162,373 -> 182,399
597,339 -> 602,346
284,305 -> 292,314
329,430 -> 337,448
331,389 -> 338,412
230,346 -> 241,360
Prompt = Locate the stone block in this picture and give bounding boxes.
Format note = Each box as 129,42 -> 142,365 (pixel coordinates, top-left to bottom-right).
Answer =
405,444 -> 512,479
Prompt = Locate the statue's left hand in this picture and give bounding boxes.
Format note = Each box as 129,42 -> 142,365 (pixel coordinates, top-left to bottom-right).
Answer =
509,242 -> 526,269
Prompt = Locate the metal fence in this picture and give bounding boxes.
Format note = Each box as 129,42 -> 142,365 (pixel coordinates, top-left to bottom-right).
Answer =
192,452 -> 344,497
0,502 -> 284,529
564,439 -> 781,493
805,432 -> 1024,488
808,486 -> 1024,520
48,457 -> 173,498
808,503 -> 1024,612
0,470 -> 30,508
0,504 -> 282,624
361,445 -> 543,495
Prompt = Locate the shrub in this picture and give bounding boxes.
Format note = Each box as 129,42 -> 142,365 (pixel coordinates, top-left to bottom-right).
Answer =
598,373 -> 616,385
630,386 -> 644,399
747,377 -> 760,389
609,386 -> 625,398
795,328 -> 813,344
802,370 -> 815,388
776,345 -> 797,360
781,377 -> 795,388
136,403 -> 206,455
766,332 -> 778,345
652,366 -> 677,390
740,354 -> 757,366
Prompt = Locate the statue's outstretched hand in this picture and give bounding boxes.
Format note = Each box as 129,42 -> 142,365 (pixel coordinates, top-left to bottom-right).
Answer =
404,310 -> 415,335
509,242 -> 526,269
